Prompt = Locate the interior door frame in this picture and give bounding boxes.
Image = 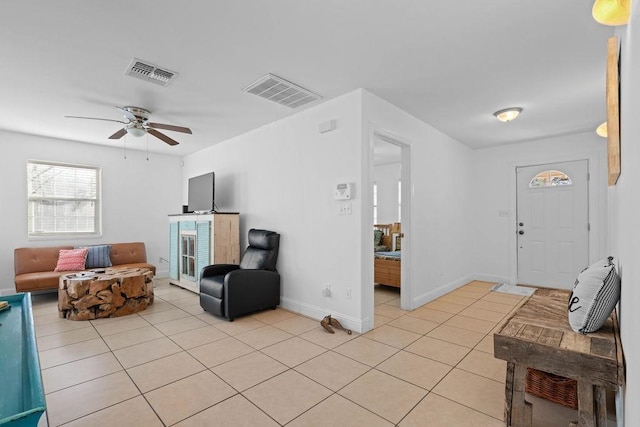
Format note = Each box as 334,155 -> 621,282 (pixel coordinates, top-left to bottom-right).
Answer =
362,127 -> 412,331
507,154 -> 602,285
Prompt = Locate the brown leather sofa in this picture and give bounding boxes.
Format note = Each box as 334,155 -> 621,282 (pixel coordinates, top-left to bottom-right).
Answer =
14,242 -> 156,293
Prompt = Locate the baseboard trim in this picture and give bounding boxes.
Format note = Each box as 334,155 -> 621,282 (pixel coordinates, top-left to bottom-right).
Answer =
280,273 -> 509,334
0,287 -> 15,296
411,274 -> 474,309
154,269 -> 169,278
280,297 -> 364,333
473,273 -> 510,284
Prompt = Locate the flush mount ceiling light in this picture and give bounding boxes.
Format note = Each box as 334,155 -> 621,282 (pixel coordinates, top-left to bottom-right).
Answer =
493,107 -> 523,122
596,121 -> 608,137
592,0 -> 631,26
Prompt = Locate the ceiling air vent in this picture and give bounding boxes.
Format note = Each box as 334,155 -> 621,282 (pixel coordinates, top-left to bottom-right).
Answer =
125,58 -> 177,87
242,73 -> 322,109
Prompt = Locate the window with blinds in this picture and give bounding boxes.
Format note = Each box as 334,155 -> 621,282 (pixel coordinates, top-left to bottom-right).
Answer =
27,160 -> 101,237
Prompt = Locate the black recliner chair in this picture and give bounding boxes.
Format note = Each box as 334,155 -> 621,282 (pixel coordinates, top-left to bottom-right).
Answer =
199,229 -> 280,321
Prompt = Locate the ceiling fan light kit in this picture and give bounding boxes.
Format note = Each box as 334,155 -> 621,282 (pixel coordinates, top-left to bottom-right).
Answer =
66,106 -> 191,146
493,107 -> 523,122
592,0 -> 631,26
126,124 -> 146,138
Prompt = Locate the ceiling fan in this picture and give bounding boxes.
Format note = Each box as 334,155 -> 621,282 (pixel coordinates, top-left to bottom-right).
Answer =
65,106 -> 192,146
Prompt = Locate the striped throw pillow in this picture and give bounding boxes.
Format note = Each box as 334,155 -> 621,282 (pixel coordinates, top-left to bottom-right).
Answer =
81,245 -> 112,269
567,257 -> 621,334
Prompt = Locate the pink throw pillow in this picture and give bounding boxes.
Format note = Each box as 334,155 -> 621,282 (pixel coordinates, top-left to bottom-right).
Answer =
54,248 -> 89,272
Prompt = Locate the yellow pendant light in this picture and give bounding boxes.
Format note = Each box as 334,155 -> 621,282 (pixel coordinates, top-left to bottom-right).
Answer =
592,0 -> 631,26
596,122 -> 608,137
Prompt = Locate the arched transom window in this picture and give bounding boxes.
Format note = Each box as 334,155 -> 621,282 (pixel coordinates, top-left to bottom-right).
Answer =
529,170 -> 573,188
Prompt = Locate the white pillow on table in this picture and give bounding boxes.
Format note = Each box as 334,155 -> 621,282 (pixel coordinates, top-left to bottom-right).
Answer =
567,257 -> 621,334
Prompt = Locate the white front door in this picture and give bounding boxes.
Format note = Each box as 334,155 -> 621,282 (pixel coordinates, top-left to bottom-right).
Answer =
516,160 -> 589,289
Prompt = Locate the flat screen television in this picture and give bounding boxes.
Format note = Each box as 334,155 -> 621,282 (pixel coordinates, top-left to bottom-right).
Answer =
188,172 -> 215,213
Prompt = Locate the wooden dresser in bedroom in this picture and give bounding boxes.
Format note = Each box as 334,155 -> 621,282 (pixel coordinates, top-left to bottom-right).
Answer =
374,255 -> 401,287
374,223 -> 401,288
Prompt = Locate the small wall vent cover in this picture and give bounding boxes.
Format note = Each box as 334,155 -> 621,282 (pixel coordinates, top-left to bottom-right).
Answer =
125,58 -> 178,86
242,73 -> 322,109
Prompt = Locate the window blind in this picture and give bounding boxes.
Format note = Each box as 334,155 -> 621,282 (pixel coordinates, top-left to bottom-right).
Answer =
27,161 -> 100,236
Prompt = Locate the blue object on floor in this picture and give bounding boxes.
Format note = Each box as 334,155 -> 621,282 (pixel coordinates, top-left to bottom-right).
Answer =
0,293 -> 46,426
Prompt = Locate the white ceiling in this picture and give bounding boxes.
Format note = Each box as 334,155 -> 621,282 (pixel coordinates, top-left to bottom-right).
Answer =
0,1 -> 613,157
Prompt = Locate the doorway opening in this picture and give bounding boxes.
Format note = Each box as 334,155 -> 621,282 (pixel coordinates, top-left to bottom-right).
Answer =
370,131 -> 411,320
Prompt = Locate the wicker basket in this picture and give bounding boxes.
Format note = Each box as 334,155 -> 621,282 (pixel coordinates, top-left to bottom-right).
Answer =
525,368 -> 578,410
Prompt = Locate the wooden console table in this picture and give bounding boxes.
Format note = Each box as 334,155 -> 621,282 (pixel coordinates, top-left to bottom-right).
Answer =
494,288 -> 624,427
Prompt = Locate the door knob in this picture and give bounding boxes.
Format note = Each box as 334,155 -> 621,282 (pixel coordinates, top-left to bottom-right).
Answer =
518,230 -> 525,235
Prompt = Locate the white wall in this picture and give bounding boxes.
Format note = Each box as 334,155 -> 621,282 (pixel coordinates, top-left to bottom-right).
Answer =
182,89 -> 477,332
0,130 -> 182,294
362,90 -> 476,317
374,162 -> 401,224
182,91 -> 365,329
610,7 -> 640,424
471,132 -> 608,284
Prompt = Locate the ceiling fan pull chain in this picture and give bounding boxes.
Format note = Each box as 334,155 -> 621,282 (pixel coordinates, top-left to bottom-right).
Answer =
123,135 -> 127,160
146,134 -> 149,161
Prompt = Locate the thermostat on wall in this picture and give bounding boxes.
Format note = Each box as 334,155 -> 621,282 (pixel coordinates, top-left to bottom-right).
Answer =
334,183 -> 352,200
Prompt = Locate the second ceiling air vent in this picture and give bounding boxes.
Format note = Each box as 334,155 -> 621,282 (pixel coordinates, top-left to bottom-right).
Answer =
125,58 -> 178,87
242,73 -> 322,109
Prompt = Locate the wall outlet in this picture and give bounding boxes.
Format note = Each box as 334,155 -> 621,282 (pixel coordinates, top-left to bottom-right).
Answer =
322,285 -> 332,297
345,287 -> 352,300
338,202 -> 352,215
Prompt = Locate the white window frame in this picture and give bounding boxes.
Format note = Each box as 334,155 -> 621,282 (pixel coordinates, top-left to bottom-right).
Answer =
528,169 -> 573,188
27,160 -> 102,238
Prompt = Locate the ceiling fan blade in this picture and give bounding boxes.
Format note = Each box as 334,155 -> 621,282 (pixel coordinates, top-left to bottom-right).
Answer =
108,128 -> 127,139
148,128 -> 179,146
65,115 -> 127,124
147,122 -> 192,134
116,106 -> 138,122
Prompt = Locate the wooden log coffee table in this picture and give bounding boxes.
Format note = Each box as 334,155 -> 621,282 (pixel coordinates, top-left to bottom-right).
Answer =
58,267 -> 154,320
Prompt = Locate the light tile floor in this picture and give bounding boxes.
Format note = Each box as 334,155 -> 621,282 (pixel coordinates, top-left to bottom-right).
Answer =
31,279 -> 613,426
